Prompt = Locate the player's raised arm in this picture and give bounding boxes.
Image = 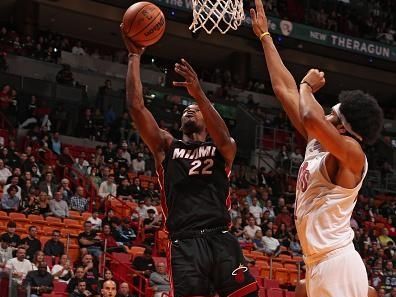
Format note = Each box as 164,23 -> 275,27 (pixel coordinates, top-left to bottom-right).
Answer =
250,0 -> 307,140
173,59 -> 236,167
121,25 -> 173,161
298,69 -> 364,169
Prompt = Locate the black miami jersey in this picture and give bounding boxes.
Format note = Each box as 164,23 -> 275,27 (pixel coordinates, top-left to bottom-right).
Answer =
157,139 -> 231,233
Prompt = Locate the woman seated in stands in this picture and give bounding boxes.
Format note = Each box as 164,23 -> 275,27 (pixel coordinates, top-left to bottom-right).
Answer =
51,254 -> 74,283
21,190 -> 40,215
98,269 -> 118,292
32,250 -> 50,272
38,191 -> 52,217
100,224 -> 127,253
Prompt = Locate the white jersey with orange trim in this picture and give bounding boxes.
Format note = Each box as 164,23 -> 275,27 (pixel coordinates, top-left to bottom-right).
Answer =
295,139 -> 368,261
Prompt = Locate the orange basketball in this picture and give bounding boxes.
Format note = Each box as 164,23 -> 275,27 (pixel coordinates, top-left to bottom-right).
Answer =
122,2 -> 166,47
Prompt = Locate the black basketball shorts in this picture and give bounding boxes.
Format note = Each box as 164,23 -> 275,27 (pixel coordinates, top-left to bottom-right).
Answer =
169,231 -> 258,297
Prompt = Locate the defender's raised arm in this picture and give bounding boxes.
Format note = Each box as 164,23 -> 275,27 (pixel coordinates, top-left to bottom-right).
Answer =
250,0 -> 307,140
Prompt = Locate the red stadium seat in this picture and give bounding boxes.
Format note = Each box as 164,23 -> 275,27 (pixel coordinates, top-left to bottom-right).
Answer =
53,281 -> 67,293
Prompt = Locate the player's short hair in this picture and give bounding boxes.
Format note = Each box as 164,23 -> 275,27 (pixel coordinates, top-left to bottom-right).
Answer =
338,90 -> 383,145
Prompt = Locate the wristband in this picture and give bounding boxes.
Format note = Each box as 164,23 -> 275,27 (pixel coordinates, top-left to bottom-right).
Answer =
259,32 -> 271,41
300,81 -> 313,91
128,53 -> 140,59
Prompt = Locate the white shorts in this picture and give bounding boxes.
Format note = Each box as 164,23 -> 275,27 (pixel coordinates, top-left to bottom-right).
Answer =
305,244 -> 368,297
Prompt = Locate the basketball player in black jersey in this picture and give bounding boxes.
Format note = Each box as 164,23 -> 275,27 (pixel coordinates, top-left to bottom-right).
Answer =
120,26 -> 258,297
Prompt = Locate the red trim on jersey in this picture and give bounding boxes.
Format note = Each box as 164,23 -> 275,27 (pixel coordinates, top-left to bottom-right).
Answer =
225,166 -> 232,210
156,164 -> 168,221
167,240 -> 175,297
227,282 -> 258,297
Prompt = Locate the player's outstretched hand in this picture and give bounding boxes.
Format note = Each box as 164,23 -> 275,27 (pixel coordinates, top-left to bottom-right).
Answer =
173,59 -> 205,99
250,0 -> 269,38
120,23 -> 145,56
301,69 -> 326,93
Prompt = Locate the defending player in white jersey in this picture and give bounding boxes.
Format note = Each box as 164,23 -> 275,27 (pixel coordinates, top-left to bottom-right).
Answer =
250,0 -> 384,296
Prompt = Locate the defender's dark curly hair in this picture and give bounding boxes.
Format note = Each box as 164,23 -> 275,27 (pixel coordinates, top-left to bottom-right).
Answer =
339,90 -> 383,145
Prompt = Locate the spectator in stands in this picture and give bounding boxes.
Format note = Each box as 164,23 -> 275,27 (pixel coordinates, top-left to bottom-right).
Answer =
24,261 -> 53,297
98,174 -> 117,200
290,233 -> 302,256
117,282 -> 133,297
0,84 -> 12,111
1,184 -> 20,212
20,226 -> 41,261
72,41 -> 86,56
51,254 -> 73,283
43,230 -> 65,258
48,131 -> 62,155
38,192 -> 52,217
132,247 -> 155,277
70,186 -> 89,213
144,182 -> 160,202
117,178 -> 133,201
0,220 -> 20,248
382,260 -> 395,292
38,172 -> 57,199
229,201 -> 241,221
0,239 -> 13,266
262,228 -> 280,256
96,79 -> 112,112
87,210 -> 102,231
274,206 -> 293,228
89,167 -> 102,190
249,197 -> 263,225
31,251 -> 49,272
101,224 -> 127,253
70,279 -> 91,297
290,148 -> 303,166
120,141 -> 131,164
131,153 -> 145,174
243,216 -> 262,241
49,191 -> 69,218
114,147 -> 128,170
277,145 -> 290,171
130,177 -> 144,201
0,159 -> 11,184
98,269 -> 117,292
80,253 -> 99,291
57,146 -> 74,177
263,199 -> 276,220
379,228 -> 395,247
4,175 -> 22,200
60,178 -> 73,204
101,280 -> 117,297
78,221 -> 102,258
73,154 -> 89,177
149,262 -> 170,297
252,230 -> 272,255
245,188 -> 258,207
143,209 -> 161,246
56,64 -> 75,86
6,247 -> 33,295
67,266 -> 92,295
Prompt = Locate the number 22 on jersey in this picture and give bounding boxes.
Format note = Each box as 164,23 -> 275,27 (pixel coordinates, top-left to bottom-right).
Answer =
188,159 -> 214,175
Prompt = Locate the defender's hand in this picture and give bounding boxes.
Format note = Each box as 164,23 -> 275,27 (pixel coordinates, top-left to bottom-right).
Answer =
301,69 -> 326,93
120,23 -> 145,56
250,0 -> 269,38
173,59 -> 205,100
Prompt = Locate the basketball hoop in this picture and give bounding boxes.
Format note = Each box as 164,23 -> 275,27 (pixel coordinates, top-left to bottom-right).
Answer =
189,0 -> 245,34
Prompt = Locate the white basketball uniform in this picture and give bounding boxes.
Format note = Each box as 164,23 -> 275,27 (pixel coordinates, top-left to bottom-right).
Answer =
295,139 -> 368,297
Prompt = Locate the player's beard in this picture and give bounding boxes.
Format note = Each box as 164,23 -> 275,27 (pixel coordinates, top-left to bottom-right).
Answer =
181,120 -> 203,136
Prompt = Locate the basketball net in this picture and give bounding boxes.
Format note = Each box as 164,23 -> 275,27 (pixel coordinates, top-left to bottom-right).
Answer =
189,0 -> 245,34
